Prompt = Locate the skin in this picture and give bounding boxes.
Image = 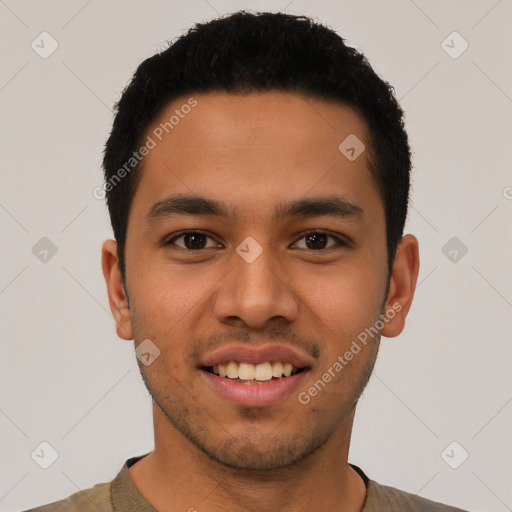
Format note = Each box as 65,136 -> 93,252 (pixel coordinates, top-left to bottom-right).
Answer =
102,91 -> 419,512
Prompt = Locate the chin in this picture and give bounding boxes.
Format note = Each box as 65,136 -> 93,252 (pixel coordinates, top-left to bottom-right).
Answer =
194,429 -> 326,472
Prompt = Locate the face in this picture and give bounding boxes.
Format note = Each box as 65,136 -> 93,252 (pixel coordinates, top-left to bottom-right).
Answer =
103,91 -> 419,471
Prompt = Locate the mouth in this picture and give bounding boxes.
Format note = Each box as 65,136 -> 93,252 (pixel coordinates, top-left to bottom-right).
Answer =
201,361 -> 307,384
198,345 -> 314,407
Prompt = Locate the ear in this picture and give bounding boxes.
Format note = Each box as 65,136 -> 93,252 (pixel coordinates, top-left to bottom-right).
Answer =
101,239 -> 133,341
381,234 -> 420,338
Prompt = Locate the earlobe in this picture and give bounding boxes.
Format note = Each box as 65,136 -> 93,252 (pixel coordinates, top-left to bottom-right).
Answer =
101,239 -> 133,340
381,234 -> 420,338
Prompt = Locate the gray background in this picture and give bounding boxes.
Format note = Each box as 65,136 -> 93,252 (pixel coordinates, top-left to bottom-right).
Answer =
1,0 -> 511,510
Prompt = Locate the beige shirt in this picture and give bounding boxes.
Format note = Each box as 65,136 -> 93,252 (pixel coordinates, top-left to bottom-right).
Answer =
24,454 -> 469,512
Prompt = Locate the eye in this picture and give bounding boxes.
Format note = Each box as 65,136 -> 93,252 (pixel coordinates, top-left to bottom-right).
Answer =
165,231 -> 221,251
164,230 -> 346,252
293,231 -> 345,250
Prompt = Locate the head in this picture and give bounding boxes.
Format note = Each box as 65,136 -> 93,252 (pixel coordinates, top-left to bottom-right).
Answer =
102,11 -> 419,471
103,11 -> 411,281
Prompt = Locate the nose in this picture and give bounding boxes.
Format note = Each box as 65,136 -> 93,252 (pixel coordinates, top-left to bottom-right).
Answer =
212,243 -> 299,330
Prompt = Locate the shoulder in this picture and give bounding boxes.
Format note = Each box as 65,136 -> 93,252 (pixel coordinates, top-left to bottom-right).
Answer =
20,481 -> 113,512
365,479 -> 470,512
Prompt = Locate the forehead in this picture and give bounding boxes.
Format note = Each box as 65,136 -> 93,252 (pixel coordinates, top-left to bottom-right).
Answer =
131,91 -> 380,224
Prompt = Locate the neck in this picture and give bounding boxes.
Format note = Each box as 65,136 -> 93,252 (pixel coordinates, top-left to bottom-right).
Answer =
129,404 -> 367,512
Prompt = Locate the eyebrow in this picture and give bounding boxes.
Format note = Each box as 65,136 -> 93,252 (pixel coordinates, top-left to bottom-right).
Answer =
146,194 -> 364,224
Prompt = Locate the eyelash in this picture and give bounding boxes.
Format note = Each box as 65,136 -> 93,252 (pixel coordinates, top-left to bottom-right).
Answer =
164,230 -> 347,251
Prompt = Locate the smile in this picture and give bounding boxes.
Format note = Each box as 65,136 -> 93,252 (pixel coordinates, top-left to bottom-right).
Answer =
204,361 -> 303,383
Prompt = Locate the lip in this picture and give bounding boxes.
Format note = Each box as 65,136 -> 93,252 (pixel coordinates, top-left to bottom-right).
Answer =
200,367 -> 310,407
198,344 -> 316,368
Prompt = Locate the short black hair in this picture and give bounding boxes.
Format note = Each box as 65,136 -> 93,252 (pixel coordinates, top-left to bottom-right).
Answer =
103,10 -> 411,280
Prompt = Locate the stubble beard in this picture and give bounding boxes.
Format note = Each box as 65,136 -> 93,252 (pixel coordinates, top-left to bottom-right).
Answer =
135,340 -> 379,473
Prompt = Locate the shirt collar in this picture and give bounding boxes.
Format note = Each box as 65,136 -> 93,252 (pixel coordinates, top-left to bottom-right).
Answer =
112,454 -> 372,511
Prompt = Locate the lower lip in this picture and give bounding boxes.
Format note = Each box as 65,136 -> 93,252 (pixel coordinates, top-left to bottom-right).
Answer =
200,369 -> 309,407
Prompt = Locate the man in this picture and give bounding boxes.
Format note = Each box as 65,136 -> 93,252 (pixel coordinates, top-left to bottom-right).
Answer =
26,10 -> 469,512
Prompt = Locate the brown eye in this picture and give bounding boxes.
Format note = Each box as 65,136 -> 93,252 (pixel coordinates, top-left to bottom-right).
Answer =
182,233 -> 207,250
166,231 -> 219,250
294,232 -> 343,250
305,233 -> 328,250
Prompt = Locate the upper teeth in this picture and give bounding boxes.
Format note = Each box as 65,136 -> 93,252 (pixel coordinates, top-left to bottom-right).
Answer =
212,361 -> 298,381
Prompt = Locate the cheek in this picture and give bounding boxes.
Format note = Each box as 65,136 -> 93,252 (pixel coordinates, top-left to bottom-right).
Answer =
301,261 -> 384,341
127,260 -> 221,336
